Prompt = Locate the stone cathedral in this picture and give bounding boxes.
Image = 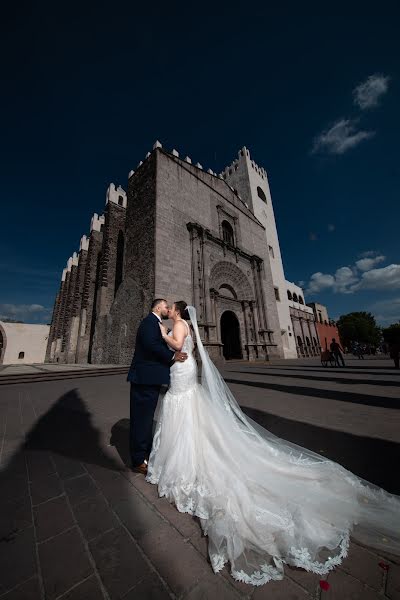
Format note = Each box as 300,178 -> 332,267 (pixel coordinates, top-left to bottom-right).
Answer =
46,142 -> 319,365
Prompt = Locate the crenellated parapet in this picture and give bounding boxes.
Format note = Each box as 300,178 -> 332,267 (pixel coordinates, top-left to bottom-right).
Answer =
127,140 -> 221,180
220,146 -> 268,181
106,183 -> 127,209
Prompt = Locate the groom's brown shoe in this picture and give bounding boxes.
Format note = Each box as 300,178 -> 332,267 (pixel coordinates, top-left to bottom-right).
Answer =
132,462 -> 148,475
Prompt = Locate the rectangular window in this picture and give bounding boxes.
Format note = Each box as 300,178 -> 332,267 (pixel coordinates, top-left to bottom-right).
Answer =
268,245 -> 274,258
274,287 -> 280,301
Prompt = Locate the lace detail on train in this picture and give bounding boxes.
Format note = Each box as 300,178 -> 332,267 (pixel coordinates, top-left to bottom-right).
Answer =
146,319 -> 400,586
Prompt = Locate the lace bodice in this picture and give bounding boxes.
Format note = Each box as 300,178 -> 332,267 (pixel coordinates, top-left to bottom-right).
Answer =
167,321 -> 194,355
168,322 -> 196,394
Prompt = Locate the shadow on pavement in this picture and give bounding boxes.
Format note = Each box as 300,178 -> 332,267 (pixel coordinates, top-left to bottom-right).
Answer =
224,377 -> 400,410
242,406 -> 400,495
23,389 -> 121,471
267,365 -> 400,374
110,418 -> 131,467
228,370 -> 400,387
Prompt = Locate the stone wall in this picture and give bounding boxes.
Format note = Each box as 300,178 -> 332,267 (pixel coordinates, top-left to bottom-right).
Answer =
91,154 -> 157,364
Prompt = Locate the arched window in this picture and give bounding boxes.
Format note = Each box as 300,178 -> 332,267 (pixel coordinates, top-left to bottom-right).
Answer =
298,296 -> 304,304
313,337 -> 318,346
221,221 -> 234,246
287,290 -> 292,300
114,230 -> 124,296
292,293 -> 298,302
306,336 -> 311,346
118,195 -> 124,206
18,351 -> 25,359
297,336 -> 303,347
257,187 -> 267,203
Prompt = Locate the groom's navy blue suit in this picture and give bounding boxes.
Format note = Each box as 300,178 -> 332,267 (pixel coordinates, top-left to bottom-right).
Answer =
127,313 -> 174,467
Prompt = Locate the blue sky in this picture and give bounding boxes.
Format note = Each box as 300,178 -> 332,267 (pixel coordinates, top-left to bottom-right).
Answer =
1,6 -> 399,326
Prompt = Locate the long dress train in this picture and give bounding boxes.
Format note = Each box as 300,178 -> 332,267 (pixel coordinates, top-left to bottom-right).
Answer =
146,314 -> 400,586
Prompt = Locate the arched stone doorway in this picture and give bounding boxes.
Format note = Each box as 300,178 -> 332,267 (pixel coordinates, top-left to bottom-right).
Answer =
221,311 -> 243,360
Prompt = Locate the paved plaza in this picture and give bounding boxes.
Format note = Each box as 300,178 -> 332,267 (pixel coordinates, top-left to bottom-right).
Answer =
1,357 -> 399,599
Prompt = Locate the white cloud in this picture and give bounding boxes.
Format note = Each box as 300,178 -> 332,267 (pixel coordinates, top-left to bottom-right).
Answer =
355,255 -> 386,272
359,250 -> 379,258
353,264 -> 400,291
305,252 -> 400,296
306,272 -> 336,294
353,74 -> 390,110
312,118 -> 375,155
334,266 -> 359,293
0,303 -> 51,323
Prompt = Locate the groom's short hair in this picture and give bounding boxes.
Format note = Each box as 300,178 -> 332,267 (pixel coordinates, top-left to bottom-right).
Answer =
151,298 -> 167,310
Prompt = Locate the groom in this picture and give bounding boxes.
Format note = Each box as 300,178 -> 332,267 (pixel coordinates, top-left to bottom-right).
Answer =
127,299 -> 188,474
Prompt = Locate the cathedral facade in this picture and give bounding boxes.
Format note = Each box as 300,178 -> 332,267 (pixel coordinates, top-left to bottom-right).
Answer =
46,142 -> 318,364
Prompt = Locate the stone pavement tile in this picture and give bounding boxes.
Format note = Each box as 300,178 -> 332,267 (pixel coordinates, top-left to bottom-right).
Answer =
121,576 -> 171,599
57,575 -> 106,599
73,493 -> 119,541
30,472 -> 63,505
285,565 -> 320,595
38,526 -> 93,600
94,472 -> 137,505
139,521 -> 212,598
387,562 -> 400,600
25,450 -> 56,481
0,526 -> 36,596
0,494 -> 32,538
64,473 -> 99,506
323,569 -> 381,599
0,471 -> 28,504
252,576 -> 309,599
220,567 -> 255,598
51,454 -> 86,480
189,527 -> 208,558
85,462 -> 124,484
339,542 -> 384,591
184,575 -> 242,599
113,493 -> 165,541
34,495 -> 74,542
89,525 -> 152,600
153,494 -> 202,539
2,576 -> 41,600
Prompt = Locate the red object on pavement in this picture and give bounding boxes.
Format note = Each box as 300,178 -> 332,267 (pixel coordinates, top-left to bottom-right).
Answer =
378,562 -> 390,571
319,580 -> 330,591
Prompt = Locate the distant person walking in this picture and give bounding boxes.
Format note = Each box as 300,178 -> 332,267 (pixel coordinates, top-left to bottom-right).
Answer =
330,338 -> 345,367
389,341 -> 400,369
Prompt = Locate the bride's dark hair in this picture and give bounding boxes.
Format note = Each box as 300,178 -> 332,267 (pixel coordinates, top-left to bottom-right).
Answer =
174,300 -> 190,320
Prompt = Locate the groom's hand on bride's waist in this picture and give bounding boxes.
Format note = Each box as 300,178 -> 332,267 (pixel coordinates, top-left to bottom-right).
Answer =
174,351 -> 188,362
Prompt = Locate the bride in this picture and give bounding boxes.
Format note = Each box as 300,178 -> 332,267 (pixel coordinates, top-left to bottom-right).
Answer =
146,300 -> 400,586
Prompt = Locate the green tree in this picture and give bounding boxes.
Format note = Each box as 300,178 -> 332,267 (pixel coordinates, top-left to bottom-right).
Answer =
336,312 -> 381,348
382,323 -> 400,345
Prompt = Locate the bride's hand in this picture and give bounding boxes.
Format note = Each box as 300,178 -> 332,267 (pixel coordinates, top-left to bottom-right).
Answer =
159,323 -> 168,338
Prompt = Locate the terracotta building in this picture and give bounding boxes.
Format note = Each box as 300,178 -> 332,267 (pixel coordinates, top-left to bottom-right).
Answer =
307,302 -> 340,352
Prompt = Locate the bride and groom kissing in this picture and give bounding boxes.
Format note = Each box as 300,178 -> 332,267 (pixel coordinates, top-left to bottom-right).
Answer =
126,298 -> 400,586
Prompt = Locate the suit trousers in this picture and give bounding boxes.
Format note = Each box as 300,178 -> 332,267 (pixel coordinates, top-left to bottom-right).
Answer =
130,383 -> 161,467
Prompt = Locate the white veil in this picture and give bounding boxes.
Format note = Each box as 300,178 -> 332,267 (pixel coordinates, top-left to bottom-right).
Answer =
187,305 -> 400,558
187,305 -> 327,464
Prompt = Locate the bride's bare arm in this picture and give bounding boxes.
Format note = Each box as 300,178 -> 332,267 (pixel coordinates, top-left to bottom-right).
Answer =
159,321 -> 186,351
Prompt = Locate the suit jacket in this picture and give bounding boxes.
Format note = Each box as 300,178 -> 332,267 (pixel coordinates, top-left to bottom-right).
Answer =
127,313 -> 174,385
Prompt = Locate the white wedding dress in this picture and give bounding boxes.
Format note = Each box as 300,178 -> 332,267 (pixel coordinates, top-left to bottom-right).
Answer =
147,308 -> 400,586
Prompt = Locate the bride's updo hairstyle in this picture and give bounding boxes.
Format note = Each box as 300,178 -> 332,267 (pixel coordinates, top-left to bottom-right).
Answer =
174,300 -> 190,320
